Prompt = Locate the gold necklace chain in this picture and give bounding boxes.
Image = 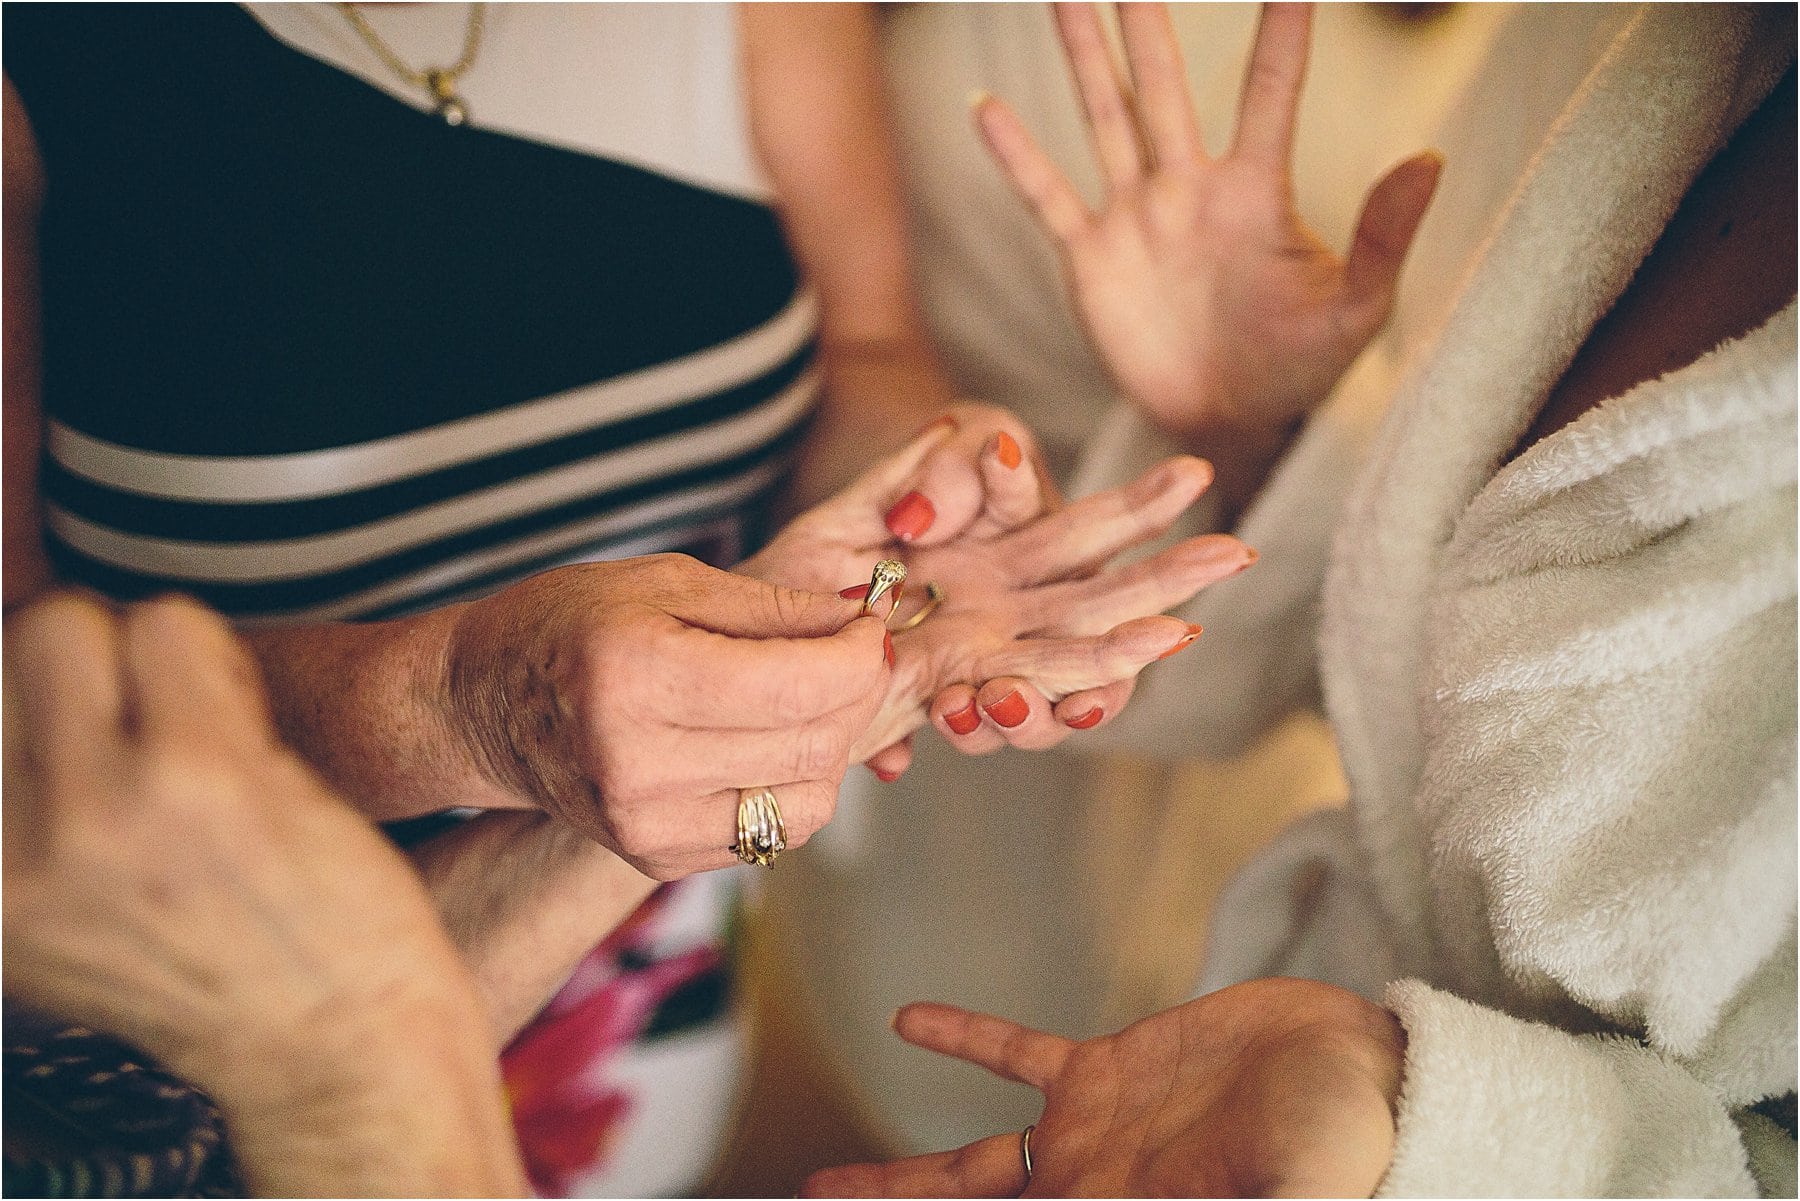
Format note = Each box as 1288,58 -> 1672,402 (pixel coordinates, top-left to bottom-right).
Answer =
334,2 -> 487,126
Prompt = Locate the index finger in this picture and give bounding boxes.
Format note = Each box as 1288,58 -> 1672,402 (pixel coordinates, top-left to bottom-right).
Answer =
803,1134 -> 1026,1199
667,613 -> 889,729
894,1001 -> 1075,1091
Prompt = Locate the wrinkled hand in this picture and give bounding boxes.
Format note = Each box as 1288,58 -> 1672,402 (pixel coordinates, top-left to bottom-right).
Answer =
740,420 -> 1253,766
2,593 -> 524,1195
975,2 -> 1440,442
806,978 -> 1406,1199
443,555 -> 889,880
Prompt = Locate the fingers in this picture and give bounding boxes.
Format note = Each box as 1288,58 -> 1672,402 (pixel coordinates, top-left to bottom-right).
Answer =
894,1001 -> 1075,1090
4,592 -> 126,788
803,1135 -> 1027,1199
973,93 -> 1093,244
966,431 -> 1048,539
864,735 -> 914,784
1343,149 -> 1444,318
675,564 -> 875,641
1053,2 -> 1146,190
1117,2 -> 1205,165
118,595 -> 273,754
1025,534 -> 1254,637
668,613 -> 889,729
805,416 -> 963,549
972,680 -> 1067,751
975,614 -> 1201,700
1229,2 -> 1313,167
1052,677 -> 1136,732
1003,455 -> 1214,587
930,684 -> 1009,756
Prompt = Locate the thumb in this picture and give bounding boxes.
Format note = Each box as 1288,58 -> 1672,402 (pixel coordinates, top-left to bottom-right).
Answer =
676,566 -> 872,640
1343,149 -> 1443,319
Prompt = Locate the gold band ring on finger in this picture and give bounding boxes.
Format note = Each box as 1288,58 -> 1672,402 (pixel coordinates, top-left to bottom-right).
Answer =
1020,1123 -> 1036,1188
892,581 -> 945,632
730,786 -> 786,869
862,558 -> 907,622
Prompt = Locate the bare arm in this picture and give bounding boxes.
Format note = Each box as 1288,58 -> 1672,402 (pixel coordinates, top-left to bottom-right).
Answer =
4,75 -> 53,609
739,2 -> 960,511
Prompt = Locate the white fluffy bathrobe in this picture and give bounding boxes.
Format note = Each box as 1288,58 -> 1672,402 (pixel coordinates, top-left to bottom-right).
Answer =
1087,5 -> 1795,1195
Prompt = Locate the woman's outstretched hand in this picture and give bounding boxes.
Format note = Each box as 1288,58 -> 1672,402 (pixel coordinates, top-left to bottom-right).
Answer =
804,978 -> 1406,1199
739,417 -> 1254,766
974,3 -> 1440,484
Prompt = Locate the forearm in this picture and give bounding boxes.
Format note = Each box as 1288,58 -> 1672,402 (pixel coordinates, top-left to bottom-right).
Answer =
409,811 -> 659,1042
244,606 -> 519,822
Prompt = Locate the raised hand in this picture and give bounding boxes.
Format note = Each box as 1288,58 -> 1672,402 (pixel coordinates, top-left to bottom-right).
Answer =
974,3 -> 1441,452
804,978 -> 1405,1199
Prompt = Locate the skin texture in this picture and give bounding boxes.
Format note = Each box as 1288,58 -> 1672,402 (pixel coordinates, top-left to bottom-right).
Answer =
3,593 -> 528,1196
804,979 -> 1405,1199
973,2 -> 1440,520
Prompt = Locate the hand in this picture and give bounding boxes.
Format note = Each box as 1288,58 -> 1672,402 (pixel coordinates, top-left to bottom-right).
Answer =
805,977 -> 1405,1199
2,592 -> 525,1196
974,3 -> 1441,445
442,555 -> 889,880
741,424 -> 1254,766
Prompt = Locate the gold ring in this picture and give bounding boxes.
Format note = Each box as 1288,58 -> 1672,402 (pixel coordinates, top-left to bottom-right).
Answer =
892,582 -> 944,632
730,787 -> 786,869
1020,1123 -> 1035,1187
861,558 -> 907,622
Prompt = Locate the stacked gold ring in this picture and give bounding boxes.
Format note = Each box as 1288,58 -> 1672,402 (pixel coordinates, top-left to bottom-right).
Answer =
731,786 -> 786,869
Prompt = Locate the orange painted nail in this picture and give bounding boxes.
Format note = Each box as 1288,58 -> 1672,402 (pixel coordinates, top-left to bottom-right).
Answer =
884,491 -> 936,542
873,765 -> 902,783
984,689 -> 1029,728
1156,624 -> 1205,660
945,700 -> 982,735
839,583 -> 872,600
884,630 -> 895,668
1065,707 -> 1104,729
994,431 -> 1022,470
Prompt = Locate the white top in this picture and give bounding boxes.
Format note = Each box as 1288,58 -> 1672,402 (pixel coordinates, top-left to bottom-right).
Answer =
244,2 -> 771,200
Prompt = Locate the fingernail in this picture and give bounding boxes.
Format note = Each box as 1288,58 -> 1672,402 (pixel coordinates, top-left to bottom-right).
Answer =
994,431 -> 1022,470
1231,546 -> 1260,576
916,414 -> 958,438
968,89 -> 992,113
884,491 -> 936,542
984,689 -> 1029,728
944,700 -> 981,735
839,583 -> 872,600
1065,707 -> 1104,729
873,765 -> 901,783
883,630 -> 895,668
1156,624 -> 1204,660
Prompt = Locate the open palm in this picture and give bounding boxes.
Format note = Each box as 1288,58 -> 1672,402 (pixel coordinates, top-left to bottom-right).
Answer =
805,977 -> 1406,1199
975,3 -> 1441,440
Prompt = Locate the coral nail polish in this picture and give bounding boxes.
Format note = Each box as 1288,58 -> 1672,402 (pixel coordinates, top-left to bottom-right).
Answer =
994,431 -> 1022,470
1156,624 -> 1205,661
884,630 -> 895,668
944,701 -> 982,735
839,583 -> 872,600
984,690 -> 1029,728
884,491 -> 936,542
1065,707 -> 1104,730
873,766 -> 902,783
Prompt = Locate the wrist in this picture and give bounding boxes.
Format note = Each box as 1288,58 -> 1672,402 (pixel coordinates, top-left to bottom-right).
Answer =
210,986 -> 524,1195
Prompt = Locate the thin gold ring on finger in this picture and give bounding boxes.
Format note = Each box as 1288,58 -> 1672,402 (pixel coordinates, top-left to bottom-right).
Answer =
892,582 -> 945,632
729,786 -> 786,869
861,558 -> 907,622
1020,1123 -> 1035,1187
